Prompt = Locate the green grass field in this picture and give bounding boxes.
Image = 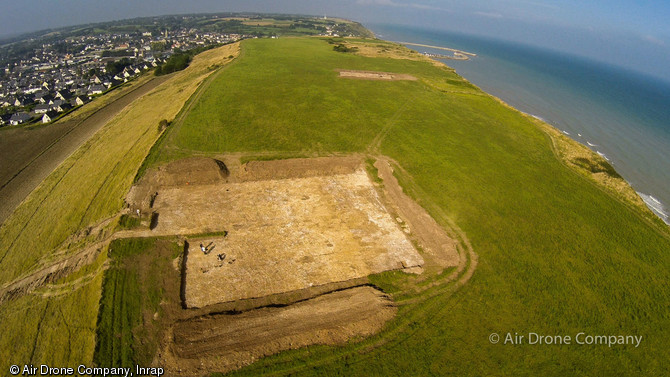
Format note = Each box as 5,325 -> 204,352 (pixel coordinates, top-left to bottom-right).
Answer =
94,237 -> 180,368
146,37 -> 670,375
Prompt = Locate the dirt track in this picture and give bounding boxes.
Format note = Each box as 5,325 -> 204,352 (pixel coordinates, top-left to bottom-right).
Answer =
0,75 -> 169,224
374,158 -> 460,268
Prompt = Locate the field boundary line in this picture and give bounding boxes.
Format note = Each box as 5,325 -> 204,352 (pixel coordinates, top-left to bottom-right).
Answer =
366,99 -> 411,154
153,43 -> 245,165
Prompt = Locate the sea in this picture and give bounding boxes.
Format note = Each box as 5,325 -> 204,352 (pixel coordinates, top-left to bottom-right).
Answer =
368,23 -> 670,225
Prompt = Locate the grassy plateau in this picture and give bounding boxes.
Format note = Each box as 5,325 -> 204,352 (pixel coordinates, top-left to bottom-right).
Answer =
147,37 -> 669,376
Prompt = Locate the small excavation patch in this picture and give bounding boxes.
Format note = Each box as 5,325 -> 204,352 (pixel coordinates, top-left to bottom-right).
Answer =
338,69 -> 417,81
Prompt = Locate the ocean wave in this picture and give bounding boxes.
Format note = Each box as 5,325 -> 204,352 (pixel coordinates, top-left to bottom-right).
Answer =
562,130 -> 570,135
578,133 -> 582,137
638,192 -> 670,224
648,195 -> 662,205
587,141 -> 597,147
596,151 -> 610,161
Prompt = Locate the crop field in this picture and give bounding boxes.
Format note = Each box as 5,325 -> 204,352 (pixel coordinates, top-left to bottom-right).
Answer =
0,43 -> 240,371
142,37 -> 670,375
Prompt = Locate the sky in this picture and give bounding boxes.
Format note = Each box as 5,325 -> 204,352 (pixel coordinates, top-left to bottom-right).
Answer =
1,0 -> 669,80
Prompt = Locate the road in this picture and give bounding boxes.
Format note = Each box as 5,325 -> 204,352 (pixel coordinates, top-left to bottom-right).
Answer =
0,75 -> 169,224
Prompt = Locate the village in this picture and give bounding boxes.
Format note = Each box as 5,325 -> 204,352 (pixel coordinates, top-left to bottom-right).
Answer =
0,26 -> 246,126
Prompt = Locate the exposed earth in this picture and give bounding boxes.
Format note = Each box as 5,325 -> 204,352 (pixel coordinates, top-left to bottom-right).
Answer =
177,168 -> 423,307
120,155 -> 461,375
160,286 -> 395,376
337,69 -> 418,81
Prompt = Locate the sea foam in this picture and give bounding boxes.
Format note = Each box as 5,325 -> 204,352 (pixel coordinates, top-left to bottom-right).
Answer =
638,192 -> 670,224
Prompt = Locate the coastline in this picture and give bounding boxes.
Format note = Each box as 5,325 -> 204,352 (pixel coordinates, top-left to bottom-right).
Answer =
491,95 -> 668,226
372,33 -> 669,226
395,41 -> 477,60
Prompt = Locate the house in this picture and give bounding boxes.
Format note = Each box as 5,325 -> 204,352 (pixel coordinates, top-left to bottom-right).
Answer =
34,103 -> 50,114
33,92 -> 47,103
42,94 -> 54,104
71,96 -> 89,107
87,84 -> 105,96
73,87 -> 87,96
51,99 -> 65,108
54,103 -> 72,113
10,112 -> 32,125
0,114 -> 11,126
55,90 -> 73,101
42,110 -> 59,124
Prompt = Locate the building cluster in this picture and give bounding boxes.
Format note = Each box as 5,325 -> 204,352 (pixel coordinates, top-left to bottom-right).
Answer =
0,29 -> 245,126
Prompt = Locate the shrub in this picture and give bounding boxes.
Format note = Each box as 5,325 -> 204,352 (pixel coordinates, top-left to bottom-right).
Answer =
158,119 -> 170,132
333,44 -> 358,53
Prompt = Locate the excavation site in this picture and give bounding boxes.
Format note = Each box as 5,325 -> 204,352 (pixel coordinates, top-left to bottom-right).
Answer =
121,156 -> 459,375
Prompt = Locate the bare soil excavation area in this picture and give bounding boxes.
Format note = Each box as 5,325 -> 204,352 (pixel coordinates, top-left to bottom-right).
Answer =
337,69 -> 418,81
161,286 -> 396,375
124,156 -> 458,375
164,169 -> 422,307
